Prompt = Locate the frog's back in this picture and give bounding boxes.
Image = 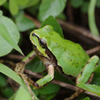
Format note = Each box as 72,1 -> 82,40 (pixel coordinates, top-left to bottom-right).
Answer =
48,36 -> 89,76
33,25 -> 89,76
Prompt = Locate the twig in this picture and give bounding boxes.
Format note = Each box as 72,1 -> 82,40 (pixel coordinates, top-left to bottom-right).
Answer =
86,46 -> 100,55
6,54 -> 24,60
58,19 -> 100,43
24,14 -> 100,43
25,69 -> 100,98
24,14 -> 41,28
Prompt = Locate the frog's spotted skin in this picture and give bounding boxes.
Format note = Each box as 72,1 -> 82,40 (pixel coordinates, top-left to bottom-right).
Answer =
30,25 -> 89,76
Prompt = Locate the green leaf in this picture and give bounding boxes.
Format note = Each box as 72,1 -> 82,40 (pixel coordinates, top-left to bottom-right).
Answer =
91,65 -> 100,86
83,97 -> 90,100
96,0 -> 100,7
15,12 -> 35,32
0,0 -> 7,6
81,2 -> 89,13
38,0 -> 67,21
38,83 -> 60,95
26,57 -> 45,73
0,12 -> 23,56
19,0 -> 39,9
1,87 -> 14,98
10,86 -> 34,100
9,0 -> 19,15
17,0 -> 29,6
0,63 -> 38,100
92,73 -> 100,86
77,83 -> 100,96
41,16 -> 64,38
70,0 -> 84,8
26,0 -> 39,8
0,63 -> 26,87
0,74 -> 7,87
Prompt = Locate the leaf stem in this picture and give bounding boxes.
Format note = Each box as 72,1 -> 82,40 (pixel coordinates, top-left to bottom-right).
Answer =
88,0 -> 99,36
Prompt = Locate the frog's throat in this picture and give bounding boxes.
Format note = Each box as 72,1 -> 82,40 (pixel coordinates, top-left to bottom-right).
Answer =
33,44 -> 57,68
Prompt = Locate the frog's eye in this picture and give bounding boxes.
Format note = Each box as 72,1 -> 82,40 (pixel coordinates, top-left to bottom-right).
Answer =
32,33 -> 36,36
39,39 -> 46,48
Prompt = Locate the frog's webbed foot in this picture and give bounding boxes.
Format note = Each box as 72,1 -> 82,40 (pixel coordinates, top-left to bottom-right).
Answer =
64,55 -> 99,100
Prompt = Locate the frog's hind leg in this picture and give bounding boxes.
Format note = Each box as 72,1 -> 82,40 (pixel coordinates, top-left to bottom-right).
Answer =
64,56 -> 99,100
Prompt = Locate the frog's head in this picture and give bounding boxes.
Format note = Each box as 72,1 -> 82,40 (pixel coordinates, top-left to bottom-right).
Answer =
30,25 -> 53,58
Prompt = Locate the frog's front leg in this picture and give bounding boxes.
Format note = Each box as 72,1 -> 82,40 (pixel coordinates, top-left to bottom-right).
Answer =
29,64 -> 54,89
65,55 -> 99,100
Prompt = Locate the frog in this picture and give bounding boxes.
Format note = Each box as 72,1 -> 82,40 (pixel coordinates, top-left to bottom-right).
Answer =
29,25 -> 98,86
15,25 -> 99,100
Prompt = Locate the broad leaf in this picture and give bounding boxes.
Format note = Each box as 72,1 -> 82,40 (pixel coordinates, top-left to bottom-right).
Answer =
0,63 -> 38,100
19,0 -> 39,9
0,74 -> 7,87
81,2 -> 89,13
10,86 -> 34,100
26,57 -> 45,73
0,11 -> 23,56
17,0 -> 29,6
71,0 -> 84,8
15,12 -> 35,32
77,83 -> 100,96
38,0 -> 67,21
96,0 -> 100,7
41,16 -> 64,38
1,87 -> 14,98
83,97 -> 90,100
9,0 -> 18,15
38,83 -> 60,95
0,0 -> 7,6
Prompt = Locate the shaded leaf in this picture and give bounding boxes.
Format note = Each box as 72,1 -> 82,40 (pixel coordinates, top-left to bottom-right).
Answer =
71,0 -> 84,8
26,57 -> 45,73
0,74 -> 7,87
83,97 -> 90,100
39,83 -> 60,95
1,87 -> 14,98
41,16 -> 64,38
96,0 -> 100,7
38,0 -> 67,21
15,12 -> 35,32
81,2 -> 89,13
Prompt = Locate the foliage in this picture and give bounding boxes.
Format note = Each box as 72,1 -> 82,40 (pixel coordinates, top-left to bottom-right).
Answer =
0,0 -> 100,100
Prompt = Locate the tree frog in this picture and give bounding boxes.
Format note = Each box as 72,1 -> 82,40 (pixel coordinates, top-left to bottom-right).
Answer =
30,25 -> 99,89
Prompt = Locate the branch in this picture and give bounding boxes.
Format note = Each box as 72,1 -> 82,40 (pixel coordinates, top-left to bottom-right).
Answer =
24,14 -> 100,44
6,54 -> 24,60
58,19 -> 100,43
25,69 -> 100,98
86,46 -> 100,55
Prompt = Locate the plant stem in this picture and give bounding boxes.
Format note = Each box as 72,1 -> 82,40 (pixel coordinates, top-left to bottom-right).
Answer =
88,0 -> 99,37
